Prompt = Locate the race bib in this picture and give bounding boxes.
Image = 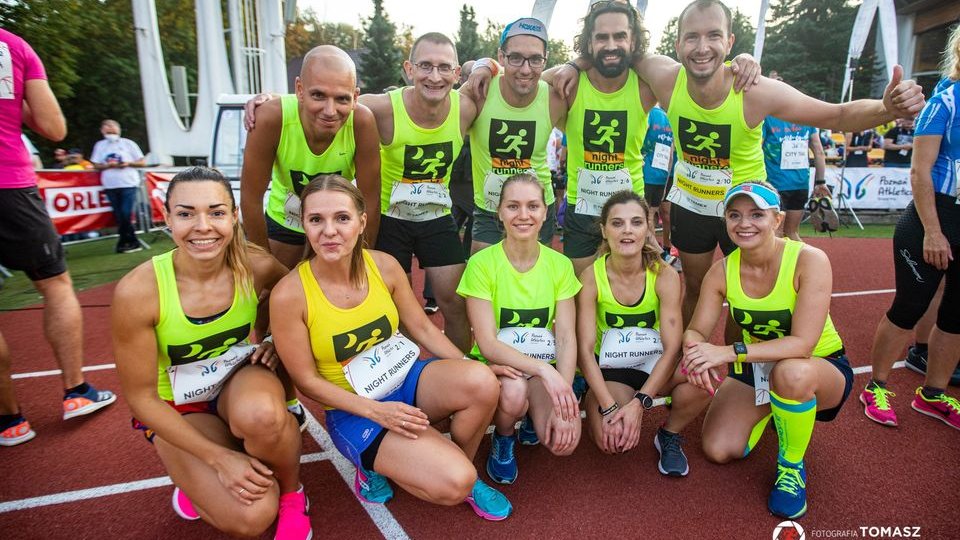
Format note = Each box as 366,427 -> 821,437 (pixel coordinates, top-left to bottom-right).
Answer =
497,327 -> 556,363
282,191 -> 302,230
574,167 -> 632,217
666,160 -> 732,217
387,181 -> 452,222
753,361 -> 776,406
597,327 -> 663,373
342,333 -> 420,401
652,143 -> 672,171
167,343 -> 256,405
780,137 -> 808,170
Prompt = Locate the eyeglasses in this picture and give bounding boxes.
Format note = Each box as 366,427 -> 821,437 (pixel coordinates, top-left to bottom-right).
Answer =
413,62 -> 456,75
503,53 -> 547,68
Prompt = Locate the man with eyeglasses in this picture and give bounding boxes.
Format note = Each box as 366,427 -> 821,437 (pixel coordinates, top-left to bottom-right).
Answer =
358,32 -> 480,355
241,45 -> 381,269
466,17 -> 565,254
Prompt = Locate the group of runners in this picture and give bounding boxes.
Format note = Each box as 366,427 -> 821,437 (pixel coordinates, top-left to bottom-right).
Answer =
6,0 -> 956,538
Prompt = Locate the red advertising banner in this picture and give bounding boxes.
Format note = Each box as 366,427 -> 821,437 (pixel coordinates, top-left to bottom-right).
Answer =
36,171 -> 115,235
144,171 -> 175,224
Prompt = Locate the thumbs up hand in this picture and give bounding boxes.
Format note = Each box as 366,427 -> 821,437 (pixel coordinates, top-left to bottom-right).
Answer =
883,64 -> 925,119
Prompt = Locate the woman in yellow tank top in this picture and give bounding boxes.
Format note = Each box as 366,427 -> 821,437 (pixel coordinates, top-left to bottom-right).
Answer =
682,182 -> 853,521
269,175 -> 513,521
576,191 -> 707,478
112,167 -> 310,539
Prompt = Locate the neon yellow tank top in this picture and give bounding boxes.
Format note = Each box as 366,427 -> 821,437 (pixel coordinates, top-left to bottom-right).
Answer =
153,250 -> 258,401
592,254 -> 660,355
299,250 -> 399,397
725,239 -> 843,356
266,95 -> 357,233
565,70 -> 647,215
469,76 -> 554,212
666,66 -> 765,217
379,88 -> 462,221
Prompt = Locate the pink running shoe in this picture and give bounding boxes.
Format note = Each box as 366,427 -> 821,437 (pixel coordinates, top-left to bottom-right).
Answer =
911,387 -> 960,431
171,487 -> 200,521
275,487 -> 312,540
860,385 -> 898,426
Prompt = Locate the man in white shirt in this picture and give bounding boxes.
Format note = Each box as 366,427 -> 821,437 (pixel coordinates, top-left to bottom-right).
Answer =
91,119 -> 146,253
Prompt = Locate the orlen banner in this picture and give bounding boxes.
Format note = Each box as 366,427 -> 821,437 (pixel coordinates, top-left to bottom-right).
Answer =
37,171 -> 115,235
144,171 -> 175,223
810,167 -> 912,209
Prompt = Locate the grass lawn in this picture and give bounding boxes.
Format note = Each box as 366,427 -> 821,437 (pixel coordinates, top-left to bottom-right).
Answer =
0,223 -> 895,311
0,232 -> 175,311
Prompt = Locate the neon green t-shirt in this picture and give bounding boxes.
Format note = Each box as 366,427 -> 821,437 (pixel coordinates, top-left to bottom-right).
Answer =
457,242 -> 581,360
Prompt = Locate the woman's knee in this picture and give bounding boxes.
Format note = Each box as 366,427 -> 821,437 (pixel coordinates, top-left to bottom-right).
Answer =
428,463 -> 476,505
215,506 -> 277,538
459,362 -> 500,405
701,436 -> 741,464
497,377 -> 528,417
228,396 -> 288,440
771,359 -> 816,398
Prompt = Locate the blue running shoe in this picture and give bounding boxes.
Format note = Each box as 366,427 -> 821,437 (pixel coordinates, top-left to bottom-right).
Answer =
768,457 -> 807,519
517,415 -> 539,446
354,466 -> 394,504
486,431 -> 518,484
465,479 -> 512,521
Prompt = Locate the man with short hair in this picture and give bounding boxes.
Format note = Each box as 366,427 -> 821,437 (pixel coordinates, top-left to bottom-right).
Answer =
467,17 -> 565,254
0,29 -> 116,447
91,119 -> 146,254
241,45 -> 381,268
883,117 -> 914,168
360,33 -> 479,353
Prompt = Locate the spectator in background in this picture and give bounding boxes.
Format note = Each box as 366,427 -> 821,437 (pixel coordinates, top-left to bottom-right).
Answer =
63,148 -> 93,170
844,128 -> 874,167
882,117 -> 914,168
91,119 -> 146,254
50,147 -> 68,169
21,134 -> 41,169
0,28 -> 116,448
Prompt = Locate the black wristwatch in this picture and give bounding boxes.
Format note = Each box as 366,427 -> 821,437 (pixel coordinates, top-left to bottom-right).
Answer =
633,391 -> 654,410
733,341 -> 748,360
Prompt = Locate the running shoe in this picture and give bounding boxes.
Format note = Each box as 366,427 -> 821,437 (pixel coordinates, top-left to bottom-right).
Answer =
289,403 -> 309,433
517,415 -> 539,446
0,416 -> 36,447
465,479 -> 512,521
423,298 -> 439,315
486,431 -> 518,484
354,466 -> 394,504
572,374 -> 587,402
654,427 -> 689,477
911,387 -> 960,431
275,487 -> 312,540
903,346 -> 960,387
171,487 -> 200,521
768,457 -> 807,519
859,384 -> 898,426
63,384 -> 117,420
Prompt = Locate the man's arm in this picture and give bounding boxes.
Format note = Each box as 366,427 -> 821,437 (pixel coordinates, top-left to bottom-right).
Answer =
22,79 -> 66,142
352,104 -> 382,246
358,93 -> 393,145
239,99 -> 283,249
754,65 -> 924,132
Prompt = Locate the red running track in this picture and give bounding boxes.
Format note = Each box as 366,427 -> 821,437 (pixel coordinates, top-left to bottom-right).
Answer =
1,237 -> 958,539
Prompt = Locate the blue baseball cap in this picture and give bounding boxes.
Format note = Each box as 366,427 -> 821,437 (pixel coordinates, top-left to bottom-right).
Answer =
500,17 -> 548,48
724,182 -> 781,211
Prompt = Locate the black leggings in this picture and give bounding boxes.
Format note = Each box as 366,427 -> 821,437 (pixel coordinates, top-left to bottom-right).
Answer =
886,194 -> 960,334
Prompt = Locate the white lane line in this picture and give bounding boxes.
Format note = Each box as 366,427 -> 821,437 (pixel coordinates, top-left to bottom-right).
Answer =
833,289 -> 896,298
12,363 -> 117,379
853,361 -> 905,375
301,409 -> 410,540
0,451 -> 330,514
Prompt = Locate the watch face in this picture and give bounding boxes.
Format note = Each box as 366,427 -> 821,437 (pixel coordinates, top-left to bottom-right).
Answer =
734,342 -> 747,355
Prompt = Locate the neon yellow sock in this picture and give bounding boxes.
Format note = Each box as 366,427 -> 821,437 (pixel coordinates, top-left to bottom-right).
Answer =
770,390 -> 816,464
743,413 -> 773,457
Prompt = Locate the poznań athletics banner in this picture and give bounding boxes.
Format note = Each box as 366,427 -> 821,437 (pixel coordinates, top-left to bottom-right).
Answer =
811,167 -> 912,209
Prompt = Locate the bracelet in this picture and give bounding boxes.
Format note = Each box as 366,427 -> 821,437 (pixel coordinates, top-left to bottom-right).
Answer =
473,57 -> 499,78
814,179 -> 826,185
565,60 -> 581,73
599,402 -> 620,417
